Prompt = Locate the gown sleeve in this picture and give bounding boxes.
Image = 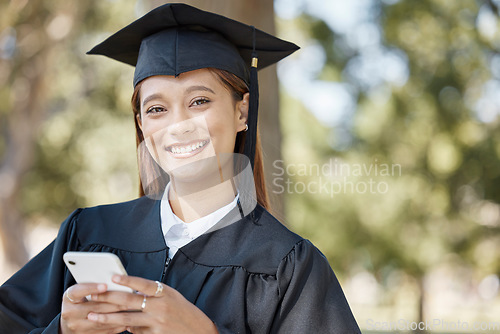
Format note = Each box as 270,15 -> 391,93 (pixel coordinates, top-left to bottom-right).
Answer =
271,239 -> 361,333
0,209 -> 82,334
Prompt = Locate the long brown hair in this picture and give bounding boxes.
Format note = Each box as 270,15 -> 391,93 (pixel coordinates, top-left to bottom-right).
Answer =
131,68 -> 270,210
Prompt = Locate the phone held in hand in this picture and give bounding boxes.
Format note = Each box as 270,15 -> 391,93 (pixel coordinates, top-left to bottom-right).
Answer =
63,252 -> 133,293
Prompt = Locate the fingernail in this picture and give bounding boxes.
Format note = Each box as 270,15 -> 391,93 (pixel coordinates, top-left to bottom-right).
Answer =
97,284 -> 107,292
88,313 -> 98,321
112,275 -> 121,283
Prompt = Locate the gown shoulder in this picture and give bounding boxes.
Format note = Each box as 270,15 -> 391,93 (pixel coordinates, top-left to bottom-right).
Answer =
177,204 -> 305,275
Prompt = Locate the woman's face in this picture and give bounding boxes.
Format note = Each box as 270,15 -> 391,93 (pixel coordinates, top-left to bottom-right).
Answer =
138,68 -> 248,184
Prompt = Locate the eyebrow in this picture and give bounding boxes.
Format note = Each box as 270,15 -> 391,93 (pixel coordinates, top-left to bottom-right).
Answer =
185,85 -> 216,95
142,93 -> 164,109
142,86 -> 216,109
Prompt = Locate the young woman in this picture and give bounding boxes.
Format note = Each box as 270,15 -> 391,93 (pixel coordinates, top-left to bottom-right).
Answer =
0,4 -> 361,333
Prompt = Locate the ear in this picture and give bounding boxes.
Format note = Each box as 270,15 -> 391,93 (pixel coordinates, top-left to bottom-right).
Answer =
235,92 -> 249,132
136,113 -> 143,131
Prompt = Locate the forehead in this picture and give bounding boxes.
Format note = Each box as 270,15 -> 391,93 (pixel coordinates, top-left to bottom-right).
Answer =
140,68 -> 222,94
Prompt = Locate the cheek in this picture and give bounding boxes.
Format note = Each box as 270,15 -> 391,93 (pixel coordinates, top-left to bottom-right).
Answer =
141,118 -> 167,137
205,112 -> 238,150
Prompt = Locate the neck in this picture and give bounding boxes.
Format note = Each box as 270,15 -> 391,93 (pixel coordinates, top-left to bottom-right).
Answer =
168,176 -> 237,224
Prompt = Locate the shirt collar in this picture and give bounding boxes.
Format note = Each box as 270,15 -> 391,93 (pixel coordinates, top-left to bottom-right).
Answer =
160,182 -> 239,240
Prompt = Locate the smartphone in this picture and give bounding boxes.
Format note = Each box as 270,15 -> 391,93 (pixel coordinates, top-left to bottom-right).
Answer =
63,252 -> 133,293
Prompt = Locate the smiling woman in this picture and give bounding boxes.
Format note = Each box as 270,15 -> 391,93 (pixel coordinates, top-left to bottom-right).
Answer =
132,68 -> 271,211
0,3 -> 360,334
140,71 -> 243,175
137,69 -> 251,222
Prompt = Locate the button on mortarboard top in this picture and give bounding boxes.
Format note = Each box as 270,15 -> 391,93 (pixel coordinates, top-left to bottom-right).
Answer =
86,3 -> 299,170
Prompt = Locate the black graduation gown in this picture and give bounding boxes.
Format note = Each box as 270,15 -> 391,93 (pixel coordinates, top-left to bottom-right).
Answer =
0,196 -> 361,333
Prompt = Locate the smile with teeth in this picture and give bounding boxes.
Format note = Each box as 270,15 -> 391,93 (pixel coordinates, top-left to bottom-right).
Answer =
167,140 -> 209,155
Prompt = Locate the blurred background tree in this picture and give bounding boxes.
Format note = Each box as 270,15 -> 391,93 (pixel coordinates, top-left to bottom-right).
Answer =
276,0 -> 500,329
0,0 -> 140,270
1,0 -> 500,332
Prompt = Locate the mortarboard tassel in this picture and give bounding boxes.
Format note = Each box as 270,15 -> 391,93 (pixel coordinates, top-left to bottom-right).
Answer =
244,26 -> 259,171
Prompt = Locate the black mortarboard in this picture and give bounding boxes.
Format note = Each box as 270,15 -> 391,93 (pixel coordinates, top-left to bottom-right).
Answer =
87,3 -> 299,171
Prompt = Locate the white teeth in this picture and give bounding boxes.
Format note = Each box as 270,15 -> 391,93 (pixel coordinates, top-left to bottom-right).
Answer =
170,141 -> 206,154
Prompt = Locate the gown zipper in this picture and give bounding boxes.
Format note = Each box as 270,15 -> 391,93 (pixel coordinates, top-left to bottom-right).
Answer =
160,254 -> 171,282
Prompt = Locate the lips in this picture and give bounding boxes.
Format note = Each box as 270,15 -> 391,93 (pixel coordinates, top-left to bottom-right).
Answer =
166,139 -> 209,157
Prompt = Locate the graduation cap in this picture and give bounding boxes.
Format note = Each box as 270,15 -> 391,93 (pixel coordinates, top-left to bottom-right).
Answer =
87,3 -> 299,171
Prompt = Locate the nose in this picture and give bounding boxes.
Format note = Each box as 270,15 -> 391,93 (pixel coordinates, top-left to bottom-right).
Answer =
167,107 -> 196,136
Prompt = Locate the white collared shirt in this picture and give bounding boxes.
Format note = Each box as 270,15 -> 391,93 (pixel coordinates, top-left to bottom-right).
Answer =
160,183 -> 239,259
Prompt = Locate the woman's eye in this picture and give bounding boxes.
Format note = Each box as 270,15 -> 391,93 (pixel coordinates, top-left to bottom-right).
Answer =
146,106 -> 166,114
192,98 -> 210,106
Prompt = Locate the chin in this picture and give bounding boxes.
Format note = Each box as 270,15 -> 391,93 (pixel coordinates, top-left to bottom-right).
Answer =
164,155 -> 221,184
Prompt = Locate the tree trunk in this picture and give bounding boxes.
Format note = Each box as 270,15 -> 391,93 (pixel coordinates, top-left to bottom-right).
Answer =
0,1 -> 47,270
148,0 -> 285,220
0,1 -> 82,270
0,67 -> 46,268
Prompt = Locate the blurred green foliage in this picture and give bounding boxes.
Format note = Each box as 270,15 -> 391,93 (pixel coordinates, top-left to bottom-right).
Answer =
278,0 -> 500,322
1,0 -> 140,223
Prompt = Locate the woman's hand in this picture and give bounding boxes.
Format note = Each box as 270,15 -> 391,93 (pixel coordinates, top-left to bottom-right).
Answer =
87,275 -> 219,334
60,283 -> 130,334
